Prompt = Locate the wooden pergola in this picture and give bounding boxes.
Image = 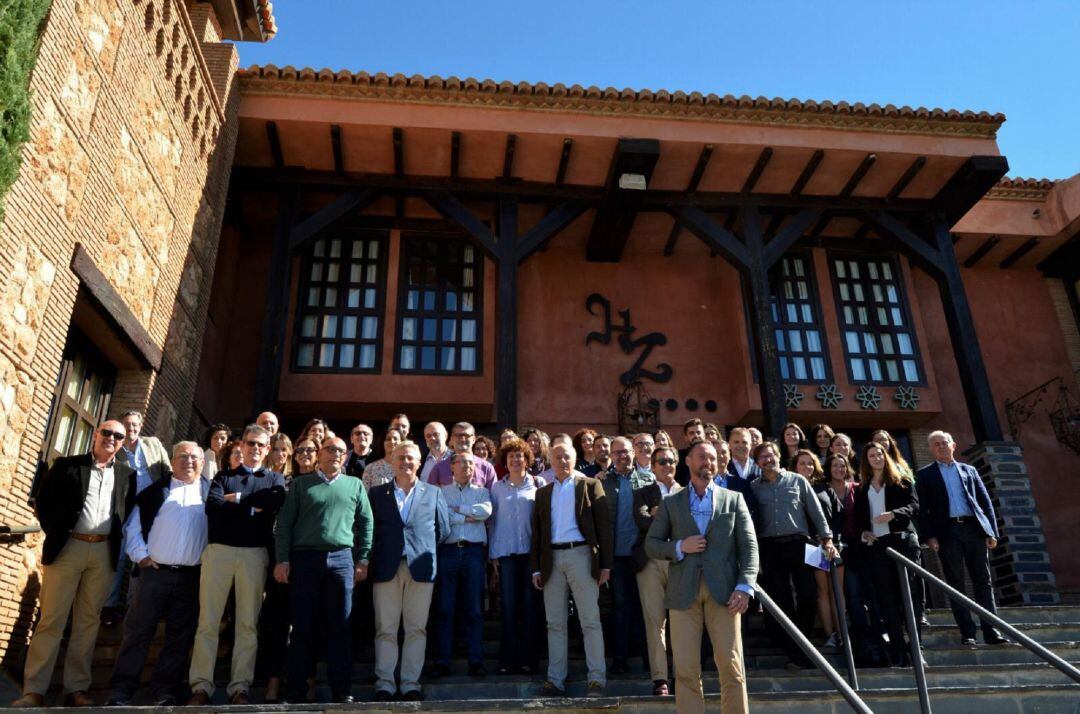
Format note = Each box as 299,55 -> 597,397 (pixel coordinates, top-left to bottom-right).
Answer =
230,68 -> 1013,440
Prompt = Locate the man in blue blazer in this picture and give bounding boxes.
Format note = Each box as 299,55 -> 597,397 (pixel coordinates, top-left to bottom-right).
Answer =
916,430 -> 1006,645
369,441 -> 450,701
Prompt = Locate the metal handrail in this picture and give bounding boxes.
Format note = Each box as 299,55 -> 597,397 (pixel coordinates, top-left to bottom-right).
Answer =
829,556 -> 858,689
0,523 -> 42,545
755,585 -> 872,714
886,546 -> 1080,714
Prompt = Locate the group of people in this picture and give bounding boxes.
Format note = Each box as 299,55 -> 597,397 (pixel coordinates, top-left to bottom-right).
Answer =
14,410 -> 1007,714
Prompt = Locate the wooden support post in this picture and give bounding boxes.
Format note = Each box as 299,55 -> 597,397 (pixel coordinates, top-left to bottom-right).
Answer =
929,216 -> 1004,442
497,196 -> 519,429
741,205 -> 788,439
253,189 -> 299,414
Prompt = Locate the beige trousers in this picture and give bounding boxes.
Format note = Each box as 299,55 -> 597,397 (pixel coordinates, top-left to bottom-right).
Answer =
670,579 -> 748,714
373,560 -> 434,694
636,557 -> 671,682
23,539 -> 113,695
188,544 -> 268,697
543,545 -> 605,689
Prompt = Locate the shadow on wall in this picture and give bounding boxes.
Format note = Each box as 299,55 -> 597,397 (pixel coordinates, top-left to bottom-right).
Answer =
2,550 -> 41,686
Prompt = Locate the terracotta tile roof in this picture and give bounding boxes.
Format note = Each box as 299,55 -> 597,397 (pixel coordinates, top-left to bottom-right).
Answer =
237,66 -> 1006,138
986,176 -> 1057,200
256,0 -> 277,39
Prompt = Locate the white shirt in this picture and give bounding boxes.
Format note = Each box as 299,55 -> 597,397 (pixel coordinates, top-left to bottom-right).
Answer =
75,461 -> 115,535
731,458 -> 751,480
657,480 -> 673,497
550,475 -> 586,544
126,477 -> 209,566
868,483 -> 890,538
420,449 -> 451,483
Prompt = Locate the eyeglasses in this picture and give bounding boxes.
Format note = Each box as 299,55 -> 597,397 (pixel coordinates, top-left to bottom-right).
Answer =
295,447 -> 317,455
655,458 -> 676,466
99,429 -> 125,441
322,446 -> 347,455
175,454 -> 201,462
244,440 -> 269,449
612,449 -> 630,455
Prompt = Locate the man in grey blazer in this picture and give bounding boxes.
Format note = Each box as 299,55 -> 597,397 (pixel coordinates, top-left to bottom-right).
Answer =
369,441 -> 450,701
647,440 -> 758,714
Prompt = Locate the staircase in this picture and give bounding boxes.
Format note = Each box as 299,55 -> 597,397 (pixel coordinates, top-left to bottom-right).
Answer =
6,604 -> 1080,712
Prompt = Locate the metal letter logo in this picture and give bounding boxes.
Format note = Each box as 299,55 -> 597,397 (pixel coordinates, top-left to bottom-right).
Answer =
585,293 -> 673,386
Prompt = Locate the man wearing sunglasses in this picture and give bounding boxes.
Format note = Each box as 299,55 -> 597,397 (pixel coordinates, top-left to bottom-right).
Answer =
188,424 -> 286,706
13,420 -> 132,708
631,445 -> 684,696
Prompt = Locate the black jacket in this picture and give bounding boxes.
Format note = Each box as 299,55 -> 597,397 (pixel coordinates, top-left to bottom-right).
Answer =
206,467 -> 287,549
34,454 -> 131,568
854,479 -> 919,543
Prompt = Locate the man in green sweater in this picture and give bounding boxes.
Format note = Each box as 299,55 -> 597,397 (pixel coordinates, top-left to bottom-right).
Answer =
273,436 -> 373,704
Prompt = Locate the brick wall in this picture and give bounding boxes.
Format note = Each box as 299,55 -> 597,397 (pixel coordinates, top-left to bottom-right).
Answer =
1046,278 -> 1080,377
0,0 -> 241,663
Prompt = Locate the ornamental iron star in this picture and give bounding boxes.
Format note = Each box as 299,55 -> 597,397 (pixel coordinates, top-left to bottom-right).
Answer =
784,384 -> 804,409
894,385 -> 920,410
815,384 -> 843,409
855,385 -> 881,410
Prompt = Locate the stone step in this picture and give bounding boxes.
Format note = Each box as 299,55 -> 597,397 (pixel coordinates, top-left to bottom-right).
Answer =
919,621 -> 1080,646
11,682 -> 1080,713
924,604 -> 1080,626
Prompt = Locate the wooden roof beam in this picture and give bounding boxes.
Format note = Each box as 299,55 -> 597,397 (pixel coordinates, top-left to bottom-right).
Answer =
266,121 -> 284,169
330,125 -> 343,173
839,153 -> 878,198
887,156 -> 927,201
555,138 -> 573,186
933,155 -> 1010,226
999,237 -> 1039,269
450,131 -> 461,179
503,134 -> 517,180
963,235 -> 1000,268
741,147 -> 773,194
790,149 -> 825,197
585,138 -> 661,262
664,144 -> 714,256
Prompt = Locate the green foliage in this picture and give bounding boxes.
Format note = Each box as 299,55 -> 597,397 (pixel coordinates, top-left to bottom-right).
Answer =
0,0 -> 54,221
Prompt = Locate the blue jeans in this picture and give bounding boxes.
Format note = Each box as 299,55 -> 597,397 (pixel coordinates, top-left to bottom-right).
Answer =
436,543 -> 485,665
287,549 -> 354,700
497,553 -> 536,669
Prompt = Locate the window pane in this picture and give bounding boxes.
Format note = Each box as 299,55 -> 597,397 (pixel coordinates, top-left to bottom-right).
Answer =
350,265 -> 362,282
867,262 -> 878,280
441,347 -> 456,371
56,406 -> 76,452
366,265 -> 377,283
421,346 -> 436,370
297,344 -> 314,367
793,259 -> 805,277
368,241 -> 379,259
329,240 -> 341,258
308,288 -> 319,306
877,307 -> 889,326
892,308 -> 904,326
442,319 -> 457,341
843,306 -> 853,324
400,346 -> 416,370
319,344 -> 335,367
788,330 -> 803,353
801,305 -> 813,323
839,283 -> 849,301
362,317 -> 378,340
423,291 -> 436,310
338,344 -> 355,369
311,263 -> 323,281
365,288 -> 376,309
462,320 -> 477,342
347,289 -> 360,308
402,318 -> 416,340
853,284 -> 864,302
897,333 -> 913,355
407,290 -> 419,310
872,285 -> 883,302
313,239 -> 324,257
849,261 -> 860,279
321,316 -> 337,338
462,292 -> 475,312
302,316 -> 317,337
326,263 -> 339,281
882,262 -> 893,280
360,344 -> 376,369
792,357 -> 807,380
851,358 -> 865,381
422,319 -> 437,341
806,331 -> 821,352
352,241 -> 363,259
324,288 -> 337,306
846,332 -> 860,354
863,333 -> 876,354
461,347 -> 476,371
887,285 -> 898,303
776,330 -> 786,351
341,316 -> 357,339
811,357 -> 826,380
881,334 -> 895,354
446,291 -> 458,311
835,260 -> 846,278
868,359 -> 882,381
857,307 -> 868,325
73,420 -> 93,455
779,357 -> 789,379
903,360 -> 919,382
886,360 -> 899,382
786,304 -> 798,322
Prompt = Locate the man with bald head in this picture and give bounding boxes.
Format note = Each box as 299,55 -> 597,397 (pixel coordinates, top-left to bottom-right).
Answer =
14,420 -> 132,708
256,411 -> 279,436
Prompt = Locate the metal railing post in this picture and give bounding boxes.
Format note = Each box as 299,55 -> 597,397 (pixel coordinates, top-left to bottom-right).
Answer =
897,558 -> 932,714
829,557 -> 858,689
886,547 -> 1080,685
754,586 -> 873,714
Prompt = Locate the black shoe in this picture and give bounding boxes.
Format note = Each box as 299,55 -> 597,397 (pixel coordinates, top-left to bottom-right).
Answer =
334,694 -> 355,704
468,663 -> 487,677
538,681 -> 566,697
373,689 -> 394,702
519,664 -> 535,675
401,689 -> 424,701
153,694 -> 177,706
104,694 -> 131,706
612,657 -> 629,674
984,631 -> 1009,645
430,663 -> 451,678
960,636 -> 978,646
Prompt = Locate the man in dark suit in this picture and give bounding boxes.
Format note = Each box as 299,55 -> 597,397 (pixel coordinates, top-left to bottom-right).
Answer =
916,430 -> 1007,645
13,420 -> 131,708
531,442 -> 612,698
675,418 -> 705,486
368,440 -> 449,702
647,440 -> 758,714
725,427 -> 761,483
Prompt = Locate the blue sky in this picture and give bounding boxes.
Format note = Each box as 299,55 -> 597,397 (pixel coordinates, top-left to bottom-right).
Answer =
239,1 -> 1080,180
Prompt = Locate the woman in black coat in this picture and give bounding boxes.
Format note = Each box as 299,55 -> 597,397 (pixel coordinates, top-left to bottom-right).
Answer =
856,441 -> 921,666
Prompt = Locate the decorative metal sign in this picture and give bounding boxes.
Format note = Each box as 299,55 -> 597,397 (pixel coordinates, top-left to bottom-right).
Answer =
856,385 -> 882,410
585,293 -> 673,386
815,383 -> 844,409
784,384 -> 804,409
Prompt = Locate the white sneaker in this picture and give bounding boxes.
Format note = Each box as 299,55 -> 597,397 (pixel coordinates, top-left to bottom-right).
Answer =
823,632 -> 842,649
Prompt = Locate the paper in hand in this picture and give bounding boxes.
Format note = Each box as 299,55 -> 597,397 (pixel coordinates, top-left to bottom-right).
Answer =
804,543 -> 831,571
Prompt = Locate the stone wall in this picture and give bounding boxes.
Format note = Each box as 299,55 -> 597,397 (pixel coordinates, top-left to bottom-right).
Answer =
0,0 -> 241,662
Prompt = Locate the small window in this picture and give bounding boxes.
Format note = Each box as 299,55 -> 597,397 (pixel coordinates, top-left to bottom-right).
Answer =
769,253 -> 830,384
292,232 -> 388,373
829,253 -> 924,386
395,234 -> 483,375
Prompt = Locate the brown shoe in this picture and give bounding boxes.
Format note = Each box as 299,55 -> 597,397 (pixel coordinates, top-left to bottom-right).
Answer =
11,693 -> 45,708
63,690 -> 95,707
186,690 -> 211,705
229,691 -> 250,705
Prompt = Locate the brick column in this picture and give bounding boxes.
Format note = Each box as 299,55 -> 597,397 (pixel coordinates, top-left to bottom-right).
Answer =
963,441 -> 1060,605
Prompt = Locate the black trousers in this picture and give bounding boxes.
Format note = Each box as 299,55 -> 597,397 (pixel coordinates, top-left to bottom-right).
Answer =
865,534 -> 922,663
110,566 -> 200,701
938,518 -> 998,639
758,537 -> 817,663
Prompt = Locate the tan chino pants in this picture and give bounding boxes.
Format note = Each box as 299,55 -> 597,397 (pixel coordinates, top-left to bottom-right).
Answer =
669,579 -> 748,714
373,560 -> 434,695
